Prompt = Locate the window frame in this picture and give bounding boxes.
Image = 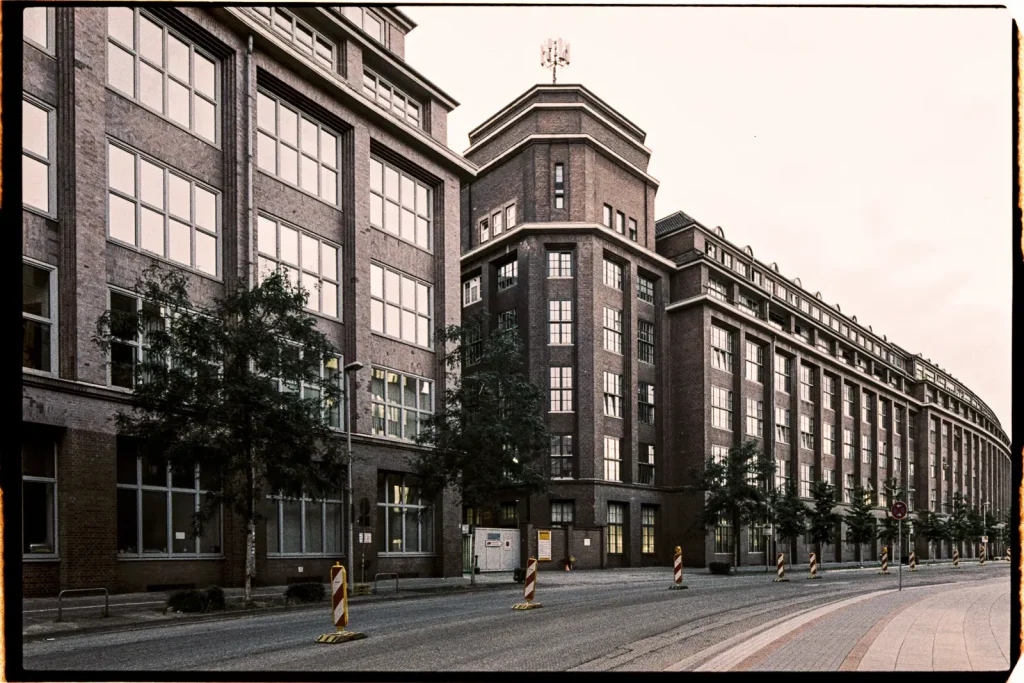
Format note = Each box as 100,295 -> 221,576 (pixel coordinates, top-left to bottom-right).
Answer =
550,500 -> 574,525
711,325 -> 733,372
369,156 -> 434,252
603,307 -> 623,354
496,260 -> 518,291
550,435 -> 574,478
252,7 -> 335,71
641,505 -> 656,554
377,473 -> 435,555
22,95 -> 56,218
607,502 -> 625,554
548,300 -> 573,345
628,217 -> 638,242
553,162 -> 565,208
638,382 -> 655,425
638,320 -> 655,365
637,275 -> 655,304
603,371 -> 623,419
462,276 -> 481,307
602,258 -> 623,291
362,68 -> 423,128
549,366 -> 574,413
256,213 -> 341,320
371,263 -> 433,349
369,366 -> 434,442
266,492 -> 345,557
23,6 -> 54,53
711,386 -> 733,431
22,439 -> 59,559
22,258 -> 59,377
548,251 -> 573,278
746,398 -> 764,438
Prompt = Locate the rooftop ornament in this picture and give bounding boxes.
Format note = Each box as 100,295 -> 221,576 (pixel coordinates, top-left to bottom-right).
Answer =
540,38 -> 570,84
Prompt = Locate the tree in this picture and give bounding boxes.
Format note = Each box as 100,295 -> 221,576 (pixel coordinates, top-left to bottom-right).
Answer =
93,267 -> 345,603
688,440 -> 774,569
806,481 -> 841,563
771,482 -> 807,563
965,504 -> 986,553
945,492 -> 972,556
876,478 -> 908,556
843,485 -> 877,566
413,320 -> 550,584
914,509 -> 949,559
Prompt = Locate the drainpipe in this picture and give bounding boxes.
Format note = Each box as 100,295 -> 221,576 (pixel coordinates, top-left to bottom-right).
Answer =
767,295 -> 777,573
246,35 -> 255,288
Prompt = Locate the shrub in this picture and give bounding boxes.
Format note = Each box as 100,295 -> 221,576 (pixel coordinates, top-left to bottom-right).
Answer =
205,585 -> 226,610
708,561 -> 732,575
166,588 -> 209,613
284,582 -> 326,603
513,567 -> 526,583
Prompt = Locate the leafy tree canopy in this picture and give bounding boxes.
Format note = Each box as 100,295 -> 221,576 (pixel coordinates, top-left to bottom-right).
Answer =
844,485 -> 877,547
772,482 -> 807,545
806,481 -> 841,547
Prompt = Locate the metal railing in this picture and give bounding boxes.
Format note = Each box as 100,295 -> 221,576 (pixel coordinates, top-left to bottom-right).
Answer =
56,588 -> 109,622
374,572 -> 399,594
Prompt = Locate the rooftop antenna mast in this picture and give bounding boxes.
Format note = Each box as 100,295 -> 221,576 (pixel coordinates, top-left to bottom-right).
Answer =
540,38 -> 570,84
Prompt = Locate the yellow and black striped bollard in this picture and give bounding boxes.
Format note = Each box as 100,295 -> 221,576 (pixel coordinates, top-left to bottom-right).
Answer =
669,545 -> 688,590
513,557 -> 543,610
1005,548 -> 1011,562
909,551 -> 917,572
980,546 -> 986,565
316,563 -> 366,643
808,552 -> 820,579
773,552 -> 789,582
953,548 -> 960,568
879,546 -> 890,574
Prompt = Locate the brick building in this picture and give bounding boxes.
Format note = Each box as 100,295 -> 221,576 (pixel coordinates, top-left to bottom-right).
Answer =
461,84 -> 1013,570
21,5 -> 474,596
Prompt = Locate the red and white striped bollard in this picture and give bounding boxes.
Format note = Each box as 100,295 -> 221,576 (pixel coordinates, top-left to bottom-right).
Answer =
316,562 -> 366,643
669,545 -> 688,590
513,557 -> 544,610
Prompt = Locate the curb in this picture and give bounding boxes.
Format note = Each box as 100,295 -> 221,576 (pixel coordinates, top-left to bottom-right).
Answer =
23,582 -> 516,642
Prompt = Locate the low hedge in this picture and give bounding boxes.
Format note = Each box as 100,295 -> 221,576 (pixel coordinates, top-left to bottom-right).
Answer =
708,561 -> 732,575
284,582 -> 326,603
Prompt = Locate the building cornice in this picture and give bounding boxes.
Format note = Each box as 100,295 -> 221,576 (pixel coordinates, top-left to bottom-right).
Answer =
463,102 -> 653,157
468,84 -> 646,142
460,223 -> 676,269
474,134 -> 659,188
225,7 -> 476,179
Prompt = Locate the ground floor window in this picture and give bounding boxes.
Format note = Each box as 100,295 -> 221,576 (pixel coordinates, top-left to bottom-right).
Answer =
266,494 -> 344,555
715,515 -> 733,554
641,505 -> 656,554
116,438 -> 221,556
607,502 -> 625,554
377,472 -> 434,554
23,436 -> 57,556
551,500 -> 574,525
748,522 -> 764,553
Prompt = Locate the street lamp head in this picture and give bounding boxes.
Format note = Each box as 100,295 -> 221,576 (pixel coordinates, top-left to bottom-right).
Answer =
344,361 -> 364,373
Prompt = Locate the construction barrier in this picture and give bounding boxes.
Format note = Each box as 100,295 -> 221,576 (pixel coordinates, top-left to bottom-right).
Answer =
1005,548 -> 1011,562
316,563 -> 366,643
909,551 -> 917,571
953,549 -> 960,568
808,552 -> 819,579
513,557 -> 543,610
880,546 -> 890,574
669,545 -> 688,590
980,546 -> 986,565
773,552 -> 789,582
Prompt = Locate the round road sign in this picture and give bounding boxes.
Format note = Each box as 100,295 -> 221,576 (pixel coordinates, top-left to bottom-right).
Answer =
891,501 -> 908,520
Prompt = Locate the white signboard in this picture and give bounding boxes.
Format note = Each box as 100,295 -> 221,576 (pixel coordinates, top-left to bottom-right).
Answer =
583,538 -> 591,547
358,532 -> 373,544
982,536 -> 989,543
538,530 -> 552,561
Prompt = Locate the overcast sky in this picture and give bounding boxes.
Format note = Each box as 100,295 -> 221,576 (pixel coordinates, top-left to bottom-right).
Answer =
402,2 -> 1013,434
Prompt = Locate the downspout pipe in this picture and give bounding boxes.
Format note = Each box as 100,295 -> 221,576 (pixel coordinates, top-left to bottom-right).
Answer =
246,34 -> 255,289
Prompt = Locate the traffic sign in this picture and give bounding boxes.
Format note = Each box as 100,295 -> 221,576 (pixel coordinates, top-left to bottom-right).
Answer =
891,501 -> 908,520
982,536 -> 988,543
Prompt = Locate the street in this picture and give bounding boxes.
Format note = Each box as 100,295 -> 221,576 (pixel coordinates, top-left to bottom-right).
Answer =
23,563 -> 1010,672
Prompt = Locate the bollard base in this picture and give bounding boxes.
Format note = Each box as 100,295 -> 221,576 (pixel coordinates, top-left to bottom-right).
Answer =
773,578 -> 790,582
808,575 -> 821,579
316,631 -> 367,644
668,584 -> 689,590
512,602 -> 543,610
879,571 -> 890,575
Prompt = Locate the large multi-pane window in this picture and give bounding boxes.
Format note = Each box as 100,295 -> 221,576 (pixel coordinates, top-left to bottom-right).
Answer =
745,341 -> 763,383
639,444 -> 655,485
107,8 -> 218,143
603,259 -> 623,290
370,264 -> 432,348
252,7 -> 334,69
550,367 -> 573,412
497,309 -> 518,332
362,69 -> 422,128
711,445 -> 729,484
843,428 -> 854,459
776,458 -> 790,490
607,503 -> 625,554
548,251 -> 573,278
369,157 -> 433,250
746,398 -> 764,438
894,406 -> 904,434
116,439 -> 222,556
550,435 -> 574,478
712,386 -> 733,430
257,215 -> 340,318
23,97 -> 53,215
497,261 -> 518,291
370,367 -> 433,441
638,383 -> 655,425
549,300 -> 573,345
106,290 -> 161,389
377,473 -> 434,554
23,437 -> 57,557
551,501 -> 574,525
107,141 -> 220,275
799,464 -> 814,498
774,353 -> 791,393
799,365 -> 815,403
749,521 -> 765,553
843,384 -> 855,417
23,262 -> 57,374
638,320 -> 655,364
338,6 -> 384,43
638,275 -> 655,304
824,423 -> 837,456
266,493 -> 344,556
844,474 -> 854,503
714,515 -> 733,554
862,392 -> 874,424
775,407 -> 791,443
711,325 -> 733,372
24,6 -> 51,51
257,91 -> 339,204
462,276 -> 481,307
603,307 -> 623,354
800,415 -> 815,450
707,278 -> 727,301
603,437 -> 621,482
263,353 -> 343,429
823,375 -> 836,411
862,439 -> 873,466
641,506 -> 656,554
603,372 -> 623,418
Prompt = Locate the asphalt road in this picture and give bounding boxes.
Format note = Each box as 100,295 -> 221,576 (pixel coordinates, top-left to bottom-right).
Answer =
23,563 -> 1010,672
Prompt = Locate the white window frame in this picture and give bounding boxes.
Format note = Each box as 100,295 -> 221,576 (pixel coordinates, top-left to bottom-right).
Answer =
377,473 -> 435,555
369,157 -> 433,251
548,251 -> 573,278
746,398 -> 763,438
497,260 -> 518,291
23,6 -> 54,53
548,300 -> 573,345
362,68 -> 422,128
641,505 -> 656,553
638,320 -> 655,365
22,439 -> 59,559
711,325 -> 732,372
22,95 -> 56,217
22,258 -> 59,376
800,415 -> 815,450
370,366 -> 434,442
266,492 -> 345,556
256,213 -> 341,319
603,307 -> 623,354
712,386 -> 733,431
550,367 -> 573,412
775,407 -> 790,443
603,371 -> 623,419
603,258 -> 623,290
603,437 -> 621,482
462,276 -> 481,307
371,263 -> 433,349
744,340 -> 763,383
637,275 -> 655,304
252,7 -> 335,70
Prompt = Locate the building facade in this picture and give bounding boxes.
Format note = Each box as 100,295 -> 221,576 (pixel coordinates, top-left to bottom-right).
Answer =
21,5 -> 474,596
461,84 -> 1013,570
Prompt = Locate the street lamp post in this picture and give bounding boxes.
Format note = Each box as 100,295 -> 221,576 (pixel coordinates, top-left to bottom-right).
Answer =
983,500 -> 990,560
344,361 -> 364,593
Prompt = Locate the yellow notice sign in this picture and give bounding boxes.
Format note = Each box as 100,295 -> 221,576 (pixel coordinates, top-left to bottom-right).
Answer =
538,530 -> 552,561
